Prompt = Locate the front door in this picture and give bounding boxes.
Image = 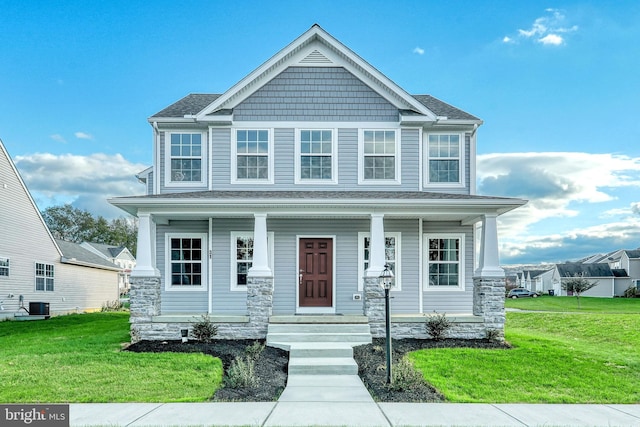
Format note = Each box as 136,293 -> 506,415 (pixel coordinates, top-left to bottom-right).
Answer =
298,238 -> 333,308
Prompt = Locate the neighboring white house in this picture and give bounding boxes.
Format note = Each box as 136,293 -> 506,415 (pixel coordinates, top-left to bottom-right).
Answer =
0,139 -> 120,319
550,262 -> 630,298
110,24 -> 526,342
81,242 -> 136,294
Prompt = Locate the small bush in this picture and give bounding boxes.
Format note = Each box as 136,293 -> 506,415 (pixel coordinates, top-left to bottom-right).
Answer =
225,356 -> 258,388
191,314 -> 218,343
101,300 -> 124,312
623,286 -> 639,298
389,357 -> 424,391
245,341 -> 265,361
486,328 -> 502,342
425,311 -> 451,341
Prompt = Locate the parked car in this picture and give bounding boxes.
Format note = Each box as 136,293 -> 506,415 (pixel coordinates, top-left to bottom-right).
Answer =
507,288 -> 538,299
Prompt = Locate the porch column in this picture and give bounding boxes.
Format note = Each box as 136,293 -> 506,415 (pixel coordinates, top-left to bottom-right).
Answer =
475,214 -> 504,278
365,213 -> 385,277
248,213 -> 272,277
131,213 -> 159,277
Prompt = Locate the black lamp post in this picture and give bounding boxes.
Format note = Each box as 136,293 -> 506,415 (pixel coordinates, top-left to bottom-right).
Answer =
379,263 -> 395,384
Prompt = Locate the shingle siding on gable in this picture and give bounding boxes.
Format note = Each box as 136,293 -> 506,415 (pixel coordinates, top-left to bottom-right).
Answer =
234,67 -> 399,122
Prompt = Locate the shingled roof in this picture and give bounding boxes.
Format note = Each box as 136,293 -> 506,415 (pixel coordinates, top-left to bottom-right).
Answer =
556,262 -> 614,278
56,240 -> 120,270
150,92 -> 478,121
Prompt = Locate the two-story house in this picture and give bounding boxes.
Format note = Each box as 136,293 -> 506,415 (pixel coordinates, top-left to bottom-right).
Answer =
110,25 -> 525,342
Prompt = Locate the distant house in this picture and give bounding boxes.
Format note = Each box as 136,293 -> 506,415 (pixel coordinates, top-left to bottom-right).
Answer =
81,242 -> 136,294
551,262 -> 630,298
0,139 -> 120,319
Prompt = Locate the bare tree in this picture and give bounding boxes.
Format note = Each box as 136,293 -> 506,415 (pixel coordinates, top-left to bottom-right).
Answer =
561,274 -> 598,308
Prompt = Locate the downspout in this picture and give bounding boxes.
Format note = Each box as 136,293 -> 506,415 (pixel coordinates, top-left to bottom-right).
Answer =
418,218 -> 423,314
152,121 -> 160,194
208,218 -> 213,314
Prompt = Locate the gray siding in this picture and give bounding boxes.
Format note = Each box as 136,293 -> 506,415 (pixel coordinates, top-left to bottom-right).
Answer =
422,222 -> 475,313
234,67 -> 399,122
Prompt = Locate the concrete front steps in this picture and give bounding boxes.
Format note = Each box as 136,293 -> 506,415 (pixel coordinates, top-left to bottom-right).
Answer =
266,321 -> 372,376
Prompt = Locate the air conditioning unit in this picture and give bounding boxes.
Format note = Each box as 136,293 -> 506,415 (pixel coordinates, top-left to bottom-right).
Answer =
29,302 -> 50,316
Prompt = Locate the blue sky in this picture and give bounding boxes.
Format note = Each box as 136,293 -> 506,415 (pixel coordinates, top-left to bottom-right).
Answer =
1,0 -> 639,265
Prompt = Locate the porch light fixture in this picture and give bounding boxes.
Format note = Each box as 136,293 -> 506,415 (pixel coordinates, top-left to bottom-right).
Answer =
379,263 -> 395,384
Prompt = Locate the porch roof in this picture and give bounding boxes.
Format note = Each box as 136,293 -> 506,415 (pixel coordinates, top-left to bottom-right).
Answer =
110,190 -> 526,225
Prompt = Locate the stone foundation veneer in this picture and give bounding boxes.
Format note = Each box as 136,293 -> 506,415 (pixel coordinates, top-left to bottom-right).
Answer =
472,276 -> 507,340
129,275 -> 274,342
363,276 -> 386,337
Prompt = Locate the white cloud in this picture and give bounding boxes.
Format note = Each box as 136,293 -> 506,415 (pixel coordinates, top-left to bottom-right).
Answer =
507,9 -> 578,47
538,34 -> 564,45
14,152 -> 147,218
413,47 -> 425,55
632,202 -> 640,216
50,134 -> 66,143
74,132 -> 93,140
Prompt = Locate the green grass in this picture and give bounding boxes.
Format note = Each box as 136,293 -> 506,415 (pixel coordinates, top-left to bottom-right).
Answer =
409,298 -> 640,403
0,312 -> 222,403
505,295 -> 640,313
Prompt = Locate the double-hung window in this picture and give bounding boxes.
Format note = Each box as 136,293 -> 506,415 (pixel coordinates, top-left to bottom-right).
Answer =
361,130 -> 398,183
35,262 -> 54,291
358,232 -> 401,291
166,234 -> 207,291
424,234 -> 465,291
231,232 -> 274,291
0,257 -> 8,277
234,130 -> 271,182
297,130 -> 336,183
426,133 -> 463,186
166,132 -> 204,185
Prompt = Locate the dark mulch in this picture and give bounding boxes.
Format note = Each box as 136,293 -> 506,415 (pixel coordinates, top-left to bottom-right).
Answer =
126,339 -> 288,401
354,338 -> 510,402
126,337 -> 509,402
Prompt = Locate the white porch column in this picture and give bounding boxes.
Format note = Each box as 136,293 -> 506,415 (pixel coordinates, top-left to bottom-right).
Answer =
475,213 -> 505,277
131,213 -> 159,277
366,213 -> 386,277
248,213 -> 272,277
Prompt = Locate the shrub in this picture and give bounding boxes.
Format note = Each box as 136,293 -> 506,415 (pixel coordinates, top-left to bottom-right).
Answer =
191,314 -> 218,343
425,311 -> 451,341
389,357 -> 424,391
485,328 -> 501,342
224,356 -> 258,388
245,341 -> 265,361
623,286 -> 638,298
101,300 -> 124,312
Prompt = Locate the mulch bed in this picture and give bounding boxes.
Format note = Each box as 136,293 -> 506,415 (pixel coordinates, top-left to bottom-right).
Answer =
126,337 -> 509,402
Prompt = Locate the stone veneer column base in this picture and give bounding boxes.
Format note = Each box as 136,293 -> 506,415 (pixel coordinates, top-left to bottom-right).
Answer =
363,276 -> 386,337
245,276 -> 274,339
473,276 -> 507,341
129,275 -> 161,343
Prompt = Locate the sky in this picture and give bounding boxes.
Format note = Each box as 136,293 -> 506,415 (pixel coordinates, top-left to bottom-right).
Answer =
1,0 -> 639,265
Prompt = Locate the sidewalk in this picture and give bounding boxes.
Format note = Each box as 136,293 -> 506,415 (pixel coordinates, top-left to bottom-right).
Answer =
70,401 -> 640,426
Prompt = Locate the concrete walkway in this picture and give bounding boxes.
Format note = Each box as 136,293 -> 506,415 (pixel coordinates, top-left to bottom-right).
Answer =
70,402 -> 640,426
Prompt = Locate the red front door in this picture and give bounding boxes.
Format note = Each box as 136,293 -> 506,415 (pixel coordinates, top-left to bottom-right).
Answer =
298,238 -> 333,307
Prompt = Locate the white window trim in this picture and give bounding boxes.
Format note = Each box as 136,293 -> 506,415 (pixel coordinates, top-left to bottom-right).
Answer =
231,128 -> 274,184
34,262 -> 54,292
358,129 -> 401,185
423,233 -> 465,292
230,231 -> 275,291
165,233 -> 208,292
294,128 -> 338,185
0,256 -> 9,278
163,131 -> 207,188
424,132 -> 465,188
358,232 -> 401,291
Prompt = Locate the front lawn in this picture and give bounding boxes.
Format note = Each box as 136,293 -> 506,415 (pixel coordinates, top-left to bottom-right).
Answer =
409,298 -> 640,403
0,313 -> 222,403
505,295 -> 640,313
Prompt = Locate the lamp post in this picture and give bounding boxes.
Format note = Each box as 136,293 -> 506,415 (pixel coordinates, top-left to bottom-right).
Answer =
379,263 -> 395,384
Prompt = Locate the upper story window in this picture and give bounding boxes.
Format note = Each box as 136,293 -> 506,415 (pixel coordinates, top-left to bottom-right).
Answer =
0,257 -> 9,277
424,233 -> 465,291
35,262 -> 54,291
296,129 -> 336,184
360,130 -> 399,184
358,232 -> 401,291
165,132 -> 206,186
233,130 -> 272,183
166,234 -> 207,291
426,133 -> 464,186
